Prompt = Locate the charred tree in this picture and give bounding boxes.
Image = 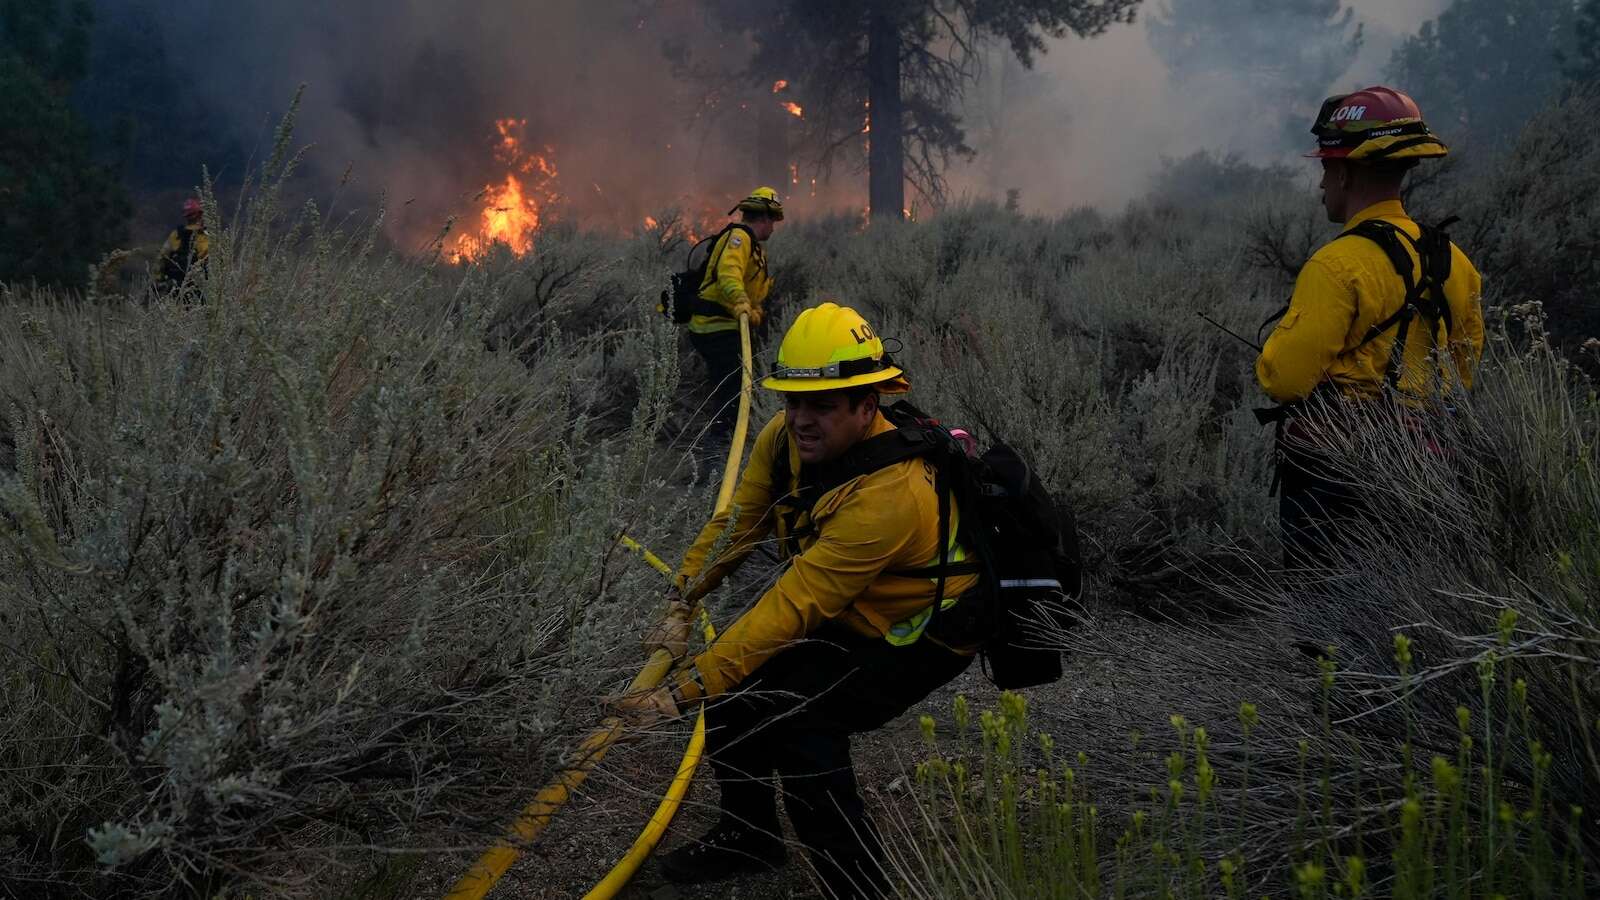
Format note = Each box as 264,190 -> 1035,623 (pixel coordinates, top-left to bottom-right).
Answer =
694,0 -> 1142,220
755,93 -> 790,191
867,5 -> 905,220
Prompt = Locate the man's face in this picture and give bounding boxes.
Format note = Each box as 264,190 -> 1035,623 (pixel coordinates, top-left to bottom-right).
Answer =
783,390 -> 876,464
1318,158 -> 1349,223
749,215 -> 777,242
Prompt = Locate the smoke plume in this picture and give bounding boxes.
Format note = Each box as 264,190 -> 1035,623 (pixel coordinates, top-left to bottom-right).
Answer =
104,0 -> 1454,239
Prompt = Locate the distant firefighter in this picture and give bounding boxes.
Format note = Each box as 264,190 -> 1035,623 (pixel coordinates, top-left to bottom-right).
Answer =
158,198 -> 210,289
1255,86 -> 1484,568
689,187 -> 782,452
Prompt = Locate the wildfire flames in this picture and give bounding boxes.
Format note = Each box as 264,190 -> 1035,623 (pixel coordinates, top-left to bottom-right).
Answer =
780,101 -> 804,118
450,118 -> 559,263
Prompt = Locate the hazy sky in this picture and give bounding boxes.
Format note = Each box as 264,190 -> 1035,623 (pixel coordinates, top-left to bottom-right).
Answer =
944,0 -> 1453,211
114,0 -> 1458,235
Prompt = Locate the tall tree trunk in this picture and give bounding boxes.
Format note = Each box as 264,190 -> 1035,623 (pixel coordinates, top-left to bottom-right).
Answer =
756,92 -> 789,194
867,4 -> 904,221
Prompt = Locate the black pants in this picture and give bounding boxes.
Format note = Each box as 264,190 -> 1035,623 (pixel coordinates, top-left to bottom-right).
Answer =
688,330 -> 743,446
704,626 -> 973,899
1277,436 -> 1362,570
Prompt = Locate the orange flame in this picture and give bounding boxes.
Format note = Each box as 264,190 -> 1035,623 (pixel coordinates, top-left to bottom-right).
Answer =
772,79 -> 789,93
781,101 -> 803,118
451,118 -> 559,263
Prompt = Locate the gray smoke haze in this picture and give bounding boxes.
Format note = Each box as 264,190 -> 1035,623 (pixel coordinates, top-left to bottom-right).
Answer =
126,0 -> 772,245
946,0 -> 1452,211
118,0 -> 1455,241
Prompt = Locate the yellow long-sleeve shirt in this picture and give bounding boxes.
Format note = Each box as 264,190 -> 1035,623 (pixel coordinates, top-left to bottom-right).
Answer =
674,410 -> 978,699
689,225 -> 772,334
159,223 -> 210,282
1256,200 -> 1484,403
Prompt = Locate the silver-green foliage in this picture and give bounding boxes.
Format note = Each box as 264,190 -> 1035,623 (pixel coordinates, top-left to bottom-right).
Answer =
0,125 -> 685,894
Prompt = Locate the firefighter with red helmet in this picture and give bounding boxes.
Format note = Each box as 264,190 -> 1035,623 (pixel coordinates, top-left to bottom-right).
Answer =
1255,86 -> 1485,567
158,198 -> 210,290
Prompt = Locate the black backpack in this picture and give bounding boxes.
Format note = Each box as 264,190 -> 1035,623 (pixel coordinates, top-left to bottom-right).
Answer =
771,401 -> 1083,689
658,224 -> 755,324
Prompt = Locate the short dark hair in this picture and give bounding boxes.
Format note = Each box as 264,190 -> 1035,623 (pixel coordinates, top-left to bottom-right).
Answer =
740,209 -> 773,224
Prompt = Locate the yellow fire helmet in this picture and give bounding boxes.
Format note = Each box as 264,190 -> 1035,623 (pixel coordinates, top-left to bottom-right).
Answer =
730,186 -> 785,220
762,301 -> 910,394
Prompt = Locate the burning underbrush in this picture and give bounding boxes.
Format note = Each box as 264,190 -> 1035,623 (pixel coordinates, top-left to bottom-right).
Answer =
446,118 -> 559,263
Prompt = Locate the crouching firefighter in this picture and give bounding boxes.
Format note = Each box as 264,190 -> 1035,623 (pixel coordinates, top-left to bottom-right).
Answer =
618,301 -> 1080,898
1256,85 -> 1484,568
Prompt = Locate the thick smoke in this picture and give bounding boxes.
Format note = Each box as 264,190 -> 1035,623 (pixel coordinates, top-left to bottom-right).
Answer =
946,0 -> 1452,211
108,0 -> 1452,238
110,0 -> 778,245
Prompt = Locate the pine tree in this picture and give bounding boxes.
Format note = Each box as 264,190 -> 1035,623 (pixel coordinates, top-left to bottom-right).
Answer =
0,0 -> 129,288
1387,0 -> 1578,151
703,0 -> 1141,220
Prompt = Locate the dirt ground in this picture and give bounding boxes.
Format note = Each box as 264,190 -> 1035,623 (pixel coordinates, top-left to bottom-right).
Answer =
450,606 -> 1185,900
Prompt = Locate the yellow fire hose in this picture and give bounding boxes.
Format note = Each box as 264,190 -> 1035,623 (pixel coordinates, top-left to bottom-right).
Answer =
446,315 -> 753,899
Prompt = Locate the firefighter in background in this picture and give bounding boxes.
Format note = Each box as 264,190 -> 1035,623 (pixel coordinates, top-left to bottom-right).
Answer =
623,302 -> 979,899
1256,86 -> 1484,567
158,198 -> 210,290
689,187 -> 780,451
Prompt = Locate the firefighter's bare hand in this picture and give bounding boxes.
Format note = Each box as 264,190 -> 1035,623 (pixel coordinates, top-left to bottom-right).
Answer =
607,683 -> 680,729
642,600 -> 693,660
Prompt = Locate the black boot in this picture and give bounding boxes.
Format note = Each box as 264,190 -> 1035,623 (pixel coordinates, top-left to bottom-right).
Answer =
659,821 -> 787,884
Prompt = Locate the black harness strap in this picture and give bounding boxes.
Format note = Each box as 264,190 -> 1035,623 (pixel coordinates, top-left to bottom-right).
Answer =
768,412 -> 971,639
1341,217 -> 1457,388
692,223 -> 762,319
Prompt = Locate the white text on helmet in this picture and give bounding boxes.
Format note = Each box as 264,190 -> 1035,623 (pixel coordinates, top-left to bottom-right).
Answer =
1330,105 -> 1368,123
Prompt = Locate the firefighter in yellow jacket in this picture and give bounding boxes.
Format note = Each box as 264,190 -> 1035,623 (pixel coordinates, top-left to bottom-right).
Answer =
1256,86 -> 1484,566
625,302 -> 978,898
690,187 -> 780,449
158,198 -> 210,290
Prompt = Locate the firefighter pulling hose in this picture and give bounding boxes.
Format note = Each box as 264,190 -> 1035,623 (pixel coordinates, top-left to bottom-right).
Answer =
449,293 -> 1081,899
612,301 -> 1080,898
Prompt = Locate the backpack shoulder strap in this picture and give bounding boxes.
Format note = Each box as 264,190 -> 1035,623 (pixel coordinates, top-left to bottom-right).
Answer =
1342,216 -> 1460,388
772,420 -> 941,558
708,223 -> 756,271
1341,219 -> 1418,299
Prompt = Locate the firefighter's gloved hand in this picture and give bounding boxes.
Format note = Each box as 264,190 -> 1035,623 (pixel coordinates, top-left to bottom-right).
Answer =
747,306 -> 764,328
732,299 -> 754,322
607,682 -> 681,729
642,597 -> 693,660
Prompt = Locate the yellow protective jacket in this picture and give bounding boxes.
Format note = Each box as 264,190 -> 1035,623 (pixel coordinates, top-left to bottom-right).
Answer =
673,410 -> 978,700
159,223 -> 210,281
689,225 -> 771,334
1256,200 -> 1484,403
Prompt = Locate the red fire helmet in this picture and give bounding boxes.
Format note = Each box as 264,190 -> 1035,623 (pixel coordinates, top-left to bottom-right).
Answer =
183,198 -> 204,219
1308,85 -> 1448,162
